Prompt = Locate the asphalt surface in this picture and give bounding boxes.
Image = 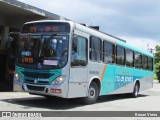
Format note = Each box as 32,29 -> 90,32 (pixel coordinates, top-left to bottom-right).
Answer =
0,81 -> 160,120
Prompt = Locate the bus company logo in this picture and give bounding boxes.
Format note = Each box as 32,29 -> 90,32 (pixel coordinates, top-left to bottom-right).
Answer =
34,78 -> 49,83
34,80 -> 38,84
2,112 -> 11,118
90,70 -> 99,75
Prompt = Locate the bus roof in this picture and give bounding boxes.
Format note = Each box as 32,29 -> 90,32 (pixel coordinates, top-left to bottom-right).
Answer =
24,20 -> 72,25
73,21 -> 153,58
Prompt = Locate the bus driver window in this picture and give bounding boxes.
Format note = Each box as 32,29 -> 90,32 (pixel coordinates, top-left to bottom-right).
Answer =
72,42 -> 78,59
71,35 -> 88,66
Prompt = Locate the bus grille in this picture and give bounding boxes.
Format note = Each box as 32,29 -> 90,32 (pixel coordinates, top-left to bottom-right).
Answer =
25,79 -> 49,84
22,72 -> 53,78
27,85 -> 45,91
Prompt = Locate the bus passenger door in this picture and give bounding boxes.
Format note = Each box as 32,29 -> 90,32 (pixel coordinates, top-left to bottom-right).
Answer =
68,29 -> 89,98
6,32 -> 20,82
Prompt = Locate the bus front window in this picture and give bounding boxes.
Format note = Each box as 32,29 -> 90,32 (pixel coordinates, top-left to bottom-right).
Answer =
16,35 -> 69,69
17,35 -> 41,65
40,35 -> 69,68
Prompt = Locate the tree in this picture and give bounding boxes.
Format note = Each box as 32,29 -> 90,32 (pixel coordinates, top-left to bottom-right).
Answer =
155,45 -> 160,82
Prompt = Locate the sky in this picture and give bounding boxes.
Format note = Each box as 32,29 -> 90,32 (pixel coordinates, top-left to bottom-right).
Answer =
18,0 -> 160,51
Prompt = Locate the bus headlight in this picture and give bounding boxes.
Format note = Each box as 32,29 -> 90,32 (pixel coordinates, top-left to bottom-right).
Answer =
51,76 -> 64,85
14,73 -> 23,82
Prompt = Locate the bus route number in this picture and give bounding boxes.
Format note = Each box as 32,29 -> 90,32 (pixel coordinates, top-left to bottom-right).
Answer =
22,58 -> 33,63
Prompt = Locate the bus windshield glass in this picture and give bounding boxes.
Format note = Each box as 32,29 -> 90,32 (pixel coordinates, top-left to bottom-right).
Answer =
16,35 -> 69,69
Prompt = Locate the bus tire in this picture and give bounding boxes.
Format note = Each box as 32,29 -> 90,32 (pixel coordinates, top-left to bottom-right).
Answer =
82,82 -> 99,104
131,82 -> 139,98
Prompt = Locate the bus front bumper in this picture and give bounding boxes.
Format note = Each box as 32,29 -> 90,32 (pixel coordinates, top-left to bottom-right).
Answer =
13,80 -> 68,98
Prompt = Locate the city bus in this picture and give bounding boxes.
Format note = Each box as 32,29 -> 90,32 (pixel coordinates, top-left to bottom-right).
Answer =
13,20 -> 154,104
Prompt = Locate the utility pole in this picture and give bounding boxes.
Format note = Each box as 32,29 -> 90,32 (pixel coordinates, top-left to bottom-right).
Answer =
147,43 -> 155,54
148,48 -> 156,54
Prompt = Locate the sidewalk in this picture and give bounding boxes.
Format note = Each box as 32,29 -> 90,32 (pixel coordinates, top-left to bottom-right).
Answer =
154,80 -> 159,84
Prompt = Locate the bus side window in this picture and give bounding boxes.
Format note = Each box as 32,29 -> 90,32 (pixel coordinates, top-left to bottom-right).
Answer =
103,41 -> 115,64
116,45 -> 125,65
90,36 -> 102,62
134,52 -> 142,69
148,57 -> 153,71
71,35 -> 88,66
126,49 -> 134,67
142,55 -> 148,70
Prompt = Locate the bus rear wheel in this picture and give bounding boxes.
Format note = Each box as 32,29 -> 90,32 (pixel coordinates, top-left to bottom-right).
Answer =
131,83 -> 139,98
82,82 -> 99,104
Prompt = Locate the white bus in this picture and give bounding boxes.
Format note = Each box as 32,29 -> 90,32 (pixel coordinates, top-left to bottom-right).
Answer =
14,20 -> 154,104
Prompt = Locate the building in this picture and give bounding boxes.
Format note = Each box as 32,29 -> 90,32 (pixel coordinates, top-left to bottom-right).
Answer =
0,0 -> 68,91
0,0 -> 68,49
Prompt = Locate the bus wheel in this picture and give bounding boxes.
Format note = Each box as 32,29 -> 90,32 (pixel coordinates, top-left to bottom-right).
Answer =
82,82 -> 99,104
131,83 -> 139,98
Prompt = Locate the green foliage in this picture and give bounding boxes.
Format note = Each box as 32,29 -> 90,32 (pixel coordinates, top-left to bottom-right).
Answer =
155,45 -> 160,82
155,63 -> 160,81
154,74 -> 157,80
155,45 -> 160,63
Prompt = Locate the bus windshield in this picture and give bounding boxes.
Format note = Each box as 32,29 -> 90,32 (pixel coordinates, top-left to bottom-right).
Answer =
16,34 -> 69,69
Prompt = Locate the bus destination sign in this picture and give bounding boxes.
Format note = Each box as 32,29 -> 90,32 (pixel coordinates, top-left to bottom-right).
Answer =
21,22 -> 70,33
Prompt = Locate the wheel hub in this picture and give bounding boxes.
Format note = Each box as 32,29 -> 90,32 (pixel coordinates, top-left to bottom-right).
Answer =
89,87 -> 96,99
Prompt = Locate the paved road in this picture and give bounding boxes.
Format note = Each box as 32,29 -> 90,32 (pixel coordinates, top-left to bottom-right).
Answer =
0,81 -> 160,119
